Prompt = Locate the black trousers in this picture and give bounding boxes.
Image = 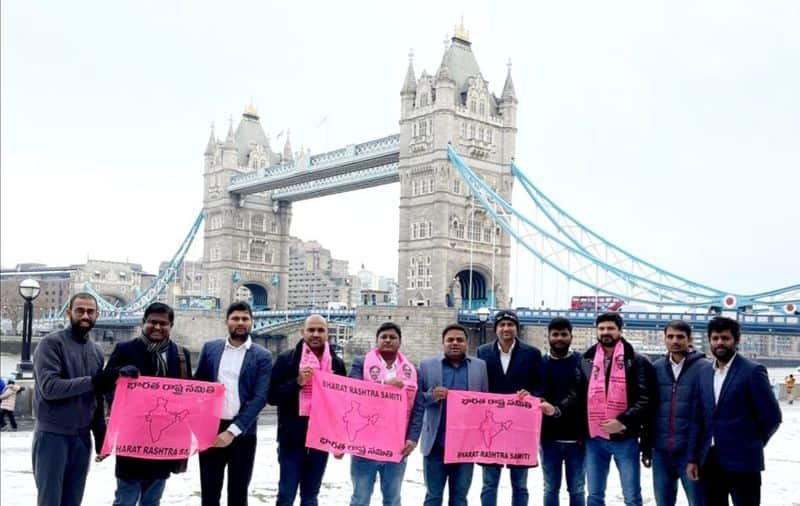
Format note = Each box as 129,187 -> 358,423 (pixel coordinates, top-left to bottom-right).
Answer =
199,420 -> 257,506
701,447 -> 761,506
0,409 -> 17,428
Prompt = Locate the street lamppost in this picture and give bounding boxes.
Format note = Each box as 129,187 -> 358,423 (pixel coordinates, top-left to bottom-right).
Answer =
16,278 -> 41,379
477,306 -> 491,346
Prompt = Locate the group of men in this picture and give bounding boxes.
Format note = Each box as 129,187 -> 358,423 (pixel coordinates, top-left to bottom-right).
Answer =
31,292 -> 782,506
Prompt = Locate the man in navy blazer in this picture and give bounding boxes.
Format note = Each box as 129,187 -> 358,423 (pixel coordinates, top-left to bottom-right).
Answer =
476,310 -> 548,506
195,301 -> 273,506
418,323 -> 489,506
686,316 -> 781,506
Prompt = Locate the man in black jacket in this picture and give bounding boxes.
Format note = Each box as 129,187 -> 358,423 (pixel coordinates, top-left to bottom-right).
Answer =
102,302 -> 192,505
540,317 -> 586,506
578,312 -> 653,506
267,314 -> 347,506
647,320 -> 708,506
476,310 -> 547,506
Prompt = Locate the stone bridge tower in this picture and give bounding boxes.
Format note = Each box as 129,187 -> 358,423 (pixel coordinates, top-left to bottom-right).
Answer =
202,104 -> 292,311
397,25 -> 517,309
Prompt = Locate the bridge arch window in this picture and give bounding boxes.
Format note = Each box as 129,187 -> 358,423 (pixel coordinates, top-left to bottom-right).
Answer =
412,223 -> 418,239
250,242 -> 264,263
488,128 -> 493,143
478,127 -> 484,142
235,214 -> 245,229
427,222 -> 433,237
239,244 -> 248,262
469,98 -> 477,113
271,221 -> 277,233
251,214 -> 264,232
460,122 -> 466,138
469,124 -> 476,139
483,226 -> 493,243
429,177 -> 435,193
468,220 -> 481,242
453,180 -> 461,194
479,100 -> 486,117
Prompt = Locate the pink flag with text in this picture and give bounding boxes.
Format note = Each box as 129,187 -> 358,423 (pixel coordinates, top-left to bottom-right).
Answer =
444,391 -> 542,466
101,377 -> 225,459
305,372 -> 407,463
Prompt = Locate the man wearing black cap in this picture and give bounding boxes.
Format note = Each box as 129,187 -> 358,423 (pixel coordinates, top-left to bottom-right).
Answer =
476,309 -> 549,506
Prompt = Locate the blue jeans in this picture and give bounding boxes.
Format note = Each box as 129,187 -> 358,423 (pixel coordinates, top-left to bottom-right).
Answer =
423,446 -> 474,506
350,455 -> 407,506
585,437 -> 642,506
652,450 -> 703,506
32,430 -> 91,506
113,479 -> 167,506
480,464 -> 529,506
540,441 -> 586,506
276,446 -> 329,506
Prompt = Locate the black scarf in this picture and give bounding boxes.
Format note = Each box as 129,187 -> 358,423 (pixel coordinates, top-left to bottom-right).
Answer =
137,334 -> 170,377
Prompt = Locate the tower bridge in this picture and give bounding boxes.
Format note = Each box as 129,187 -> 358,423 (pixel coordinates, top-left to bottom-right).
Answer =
43,24 -> 798,360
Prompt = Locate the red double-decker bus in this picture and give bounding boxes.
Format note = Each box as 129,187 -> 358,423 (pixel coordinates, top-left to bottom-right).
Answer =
570,295 -> 624,311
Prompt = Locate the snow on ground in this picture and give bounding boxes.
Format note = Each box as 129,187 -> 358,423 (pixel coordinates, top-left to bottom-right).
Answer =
2,405 -> 799,505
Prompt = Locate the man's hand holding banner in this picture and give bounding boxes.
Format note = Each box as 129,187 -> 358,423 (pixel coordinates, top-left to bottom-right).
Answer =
444,391 -> 542,466
101,377 -> 225,459
305,372 -> 408,462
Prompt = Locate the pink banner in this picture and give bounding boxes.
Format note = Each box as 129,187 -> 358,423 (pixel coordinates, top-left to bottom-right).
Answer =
101,377 -> 225,460
305,372 -> 407,462
444,391 -> 542,466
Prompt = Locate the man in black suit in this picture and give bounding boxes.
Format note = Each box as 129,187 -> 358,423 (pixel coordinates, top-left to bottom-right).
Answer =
103,302 -> 192,505
267,314 -> 347,506
687,316 -> 782,505
476,310 -> 550,506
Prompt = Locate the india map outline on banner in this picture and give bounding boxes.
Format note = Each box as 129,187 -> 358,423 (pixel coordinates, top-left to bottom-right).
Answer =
101,377 -> 225,460
305,372 -> 407,463
444,391 -> 542,466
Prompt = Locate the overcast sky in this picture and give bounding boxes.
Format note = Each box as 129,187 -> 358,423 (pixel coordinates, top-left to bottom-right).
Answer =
2,1 -> 798,307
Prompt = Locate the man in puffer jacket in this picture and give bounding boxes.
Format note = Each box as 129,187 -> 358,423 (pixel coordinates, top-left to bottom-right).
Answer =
646,320 -> 709,505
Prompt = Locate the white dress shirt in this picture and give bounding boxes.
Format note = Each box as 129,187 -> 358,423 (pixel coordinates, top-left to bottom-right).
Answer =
380,355 -> 398,381
713,353 -> 736,404
670,355 -> 685,380
711,353 -> 736,447
498,339 -> 516,374
219,336 -> 252,436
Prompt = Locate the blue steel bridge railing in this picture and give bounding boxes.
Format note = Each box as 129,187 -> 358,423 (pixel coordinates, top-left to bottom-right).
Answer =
458,309 -> 800,335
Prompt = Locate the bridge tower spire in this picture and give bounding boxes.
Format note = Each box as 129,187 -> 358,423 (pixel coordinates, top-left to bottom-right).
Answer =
201,104 -> 291,312
397,26 -> 516,309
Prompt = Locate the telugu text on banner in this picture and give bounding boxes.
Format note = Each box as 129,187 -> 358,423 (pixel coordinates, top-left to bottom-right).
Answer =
101,377 -> 225,460
305,372 -> 407,463
444,391 -> 542,466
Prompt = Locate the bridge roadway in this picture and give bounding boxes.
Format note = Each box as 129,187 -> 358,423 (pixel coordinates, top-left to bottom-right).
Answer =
89,308 -> 800,336
226,134 -> 400,200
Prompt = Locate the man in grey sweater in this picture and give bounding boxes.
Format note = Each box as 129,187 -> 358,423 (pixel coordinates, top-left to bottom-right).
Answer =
32,293 -> 137,506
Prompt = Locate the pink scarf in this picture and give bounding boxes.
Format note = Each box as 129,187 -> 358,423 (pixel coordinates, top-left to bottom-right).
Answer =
362,349 -> 418,421
587,340 -> 628,439
299,341 -> 333,416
